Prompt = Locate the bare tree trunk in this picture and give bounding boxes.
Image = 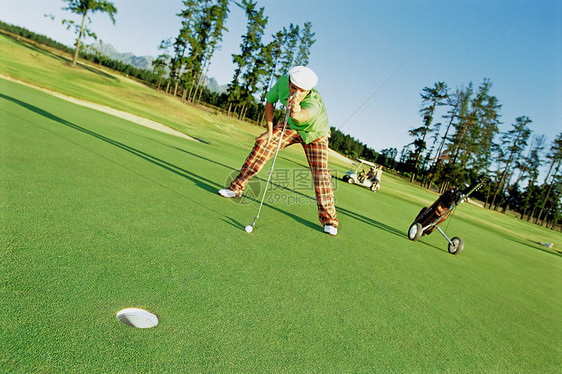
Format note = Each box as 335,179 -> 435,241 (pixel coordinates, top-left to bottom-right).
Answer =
72,12 -> 88,66
529,206 -> 537,222
187,75 -> 196,102
485,185 -> 492,208
489,180 -> 503,209
490,164 -> 512,209
239,104 -> 246,120
537,167 -> 560,223
192,61 -> 209,103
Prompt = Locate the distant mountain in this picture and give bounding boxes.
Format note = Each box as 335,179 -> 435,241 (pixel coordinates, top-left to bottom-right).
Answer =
87,42 -> 228,93
204,76 -> 228,94
87,42 -> 154,70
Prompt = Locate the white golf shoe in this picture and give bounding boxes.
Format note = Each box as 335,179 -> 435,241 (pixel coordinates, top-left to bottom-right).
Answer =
218,189 -> 241,198
323,225 -> 338,236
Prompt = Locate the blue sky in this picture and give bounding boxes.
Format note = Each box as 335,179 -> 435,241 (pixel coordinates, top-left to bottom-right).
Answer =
2,0 -> 560,156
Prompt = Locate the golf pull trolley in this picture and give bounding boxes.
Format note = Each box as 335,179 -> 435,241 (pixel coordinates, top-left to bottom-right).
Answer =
407,179 -> 486,255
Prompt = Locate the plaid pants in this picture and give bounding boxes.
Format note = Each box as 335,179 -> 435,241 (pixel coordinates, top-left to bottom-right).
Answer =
229,123 -> 338,227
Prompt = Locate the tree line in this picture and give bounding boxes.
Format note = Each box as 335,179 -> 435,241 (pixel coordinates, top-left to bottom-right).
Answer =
0,21 -> 162,85
405,80 -> 561,230
152,0 -> 316,125
0,20 -> 74,54
330,78 -> 561,230
3,1 -> 559,230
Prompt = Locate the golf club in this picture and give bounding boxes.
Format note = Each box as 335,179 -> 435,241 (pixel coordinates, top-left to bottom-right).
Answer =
245,93 -> 296,233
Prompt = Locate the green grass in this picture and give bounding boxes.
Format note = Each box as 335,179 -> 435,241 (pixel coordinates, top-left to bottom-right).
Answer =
0,32 -> 263,144
1,34 -> 561,373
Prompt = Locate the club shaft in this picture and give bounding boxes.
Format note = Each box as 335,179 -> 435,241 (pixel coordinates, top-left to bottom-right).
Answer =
252,94 -> 295,224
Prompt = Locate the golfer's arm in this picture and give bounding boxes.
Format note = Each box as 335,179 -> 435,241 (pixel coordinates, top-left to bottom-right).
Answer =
290,107 -> 311,122
265,101 -> 274,132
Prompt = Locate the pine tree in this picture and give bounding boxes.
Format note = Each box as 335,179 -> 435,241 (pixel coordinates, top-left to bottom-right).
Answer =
535,132 -> 562,224
471,91 -> 501,176
278,24 -> 300,75
256,31 -> 286,126
169,0 -> 200,96
60,0 -> 117,66
489,116 -> 532,211
427,88 -> 462,190
227,0 -> 268,117
190,0 -> 230,102
294,22 -> 316,66
447,83 -> 473,166
519,135 -> 545,219
408,82 -> 448,182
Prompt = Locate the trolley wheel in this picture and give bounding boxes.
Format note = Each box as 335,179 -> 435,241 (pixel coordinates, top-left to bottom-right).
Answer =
448,237 -> 464,255
347,177 -> 355,184
408,222 -> 423,241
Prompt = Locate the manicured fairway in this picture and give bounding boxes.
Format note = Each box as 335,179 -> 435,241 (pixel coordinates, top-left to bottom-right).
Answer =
1,44 -> 561,371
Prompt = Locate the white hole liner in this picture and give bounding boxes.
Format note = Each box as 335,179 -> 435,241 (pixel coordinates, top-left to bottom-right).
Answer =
116,308 -> 158,328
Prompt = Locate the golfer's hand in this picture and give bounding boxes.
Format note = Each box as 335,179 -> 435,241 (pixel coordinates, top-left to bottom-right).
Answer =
287,95 -> 300,113
257,129 -> 272,144
290,102 -> 301,115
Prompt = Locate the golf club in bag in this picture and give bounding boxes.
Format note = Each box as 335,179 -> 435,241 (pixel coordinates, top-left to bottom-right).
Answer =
407,178 -> 487,254
245,93 -> 296,233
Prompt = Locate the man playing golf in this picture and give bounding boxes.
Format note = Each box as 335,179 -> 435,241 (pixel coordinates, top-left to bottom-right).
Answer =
218,66 -> 339,236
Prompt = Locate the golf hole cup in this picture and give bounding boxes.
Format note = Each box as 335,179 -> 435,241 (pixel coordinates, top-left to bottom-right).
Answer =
116,308 -> 158,328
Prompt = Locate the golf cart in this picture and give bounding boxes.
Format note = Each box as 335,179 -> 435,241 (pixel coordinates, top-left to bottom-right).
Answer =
407,179 -> 486,254
342,158 -> 380,192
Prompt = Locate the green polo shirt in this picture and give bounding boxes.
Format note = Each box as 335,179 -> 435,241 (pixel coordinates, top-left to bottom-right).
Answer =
265,75 -> 330,144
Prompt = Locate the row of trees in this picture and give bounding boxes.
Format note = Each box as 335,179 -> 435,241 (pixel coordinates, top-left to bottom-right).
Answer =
40,0 -> 316,124
328,80 -> 560,230
0,20 -> 165,86
404,80 -> 561,229
329,127 -> 380,163
43,0 -> 118,66
10,1 -> 559,229
0,20 -> 73,54
153,0 -> 316,125
154,0 -> 230,103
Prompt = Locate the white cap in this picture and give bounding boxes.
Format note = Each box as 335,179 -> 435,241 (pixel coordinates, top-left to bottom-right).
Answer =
288,66 -> 318,90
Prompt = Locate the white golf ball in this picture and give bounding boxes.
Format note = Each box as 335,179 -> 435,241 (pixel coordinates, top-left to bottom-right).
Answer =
245,225 -> 253,233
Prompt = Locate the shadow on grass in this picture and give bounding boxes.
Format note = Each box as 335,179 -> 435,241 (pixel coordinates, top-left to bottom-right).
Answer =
10,36 -> 116,80
337,206 -> 405,238
415,235 -> 450,254
1,93 -> 221,194
464,213 -> 561,258
172,146 -> 237,173
221,216 -> 246,230
3,92 -> 323,232
221,194 -> 319,232
336,205 -> 445,252
279,154 -> 309,169
525,239 -> 561,257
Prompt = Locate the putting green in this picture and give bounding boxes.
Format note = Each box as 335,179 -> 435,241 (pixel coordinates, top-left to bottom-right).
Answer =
1,43 -> 561,372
